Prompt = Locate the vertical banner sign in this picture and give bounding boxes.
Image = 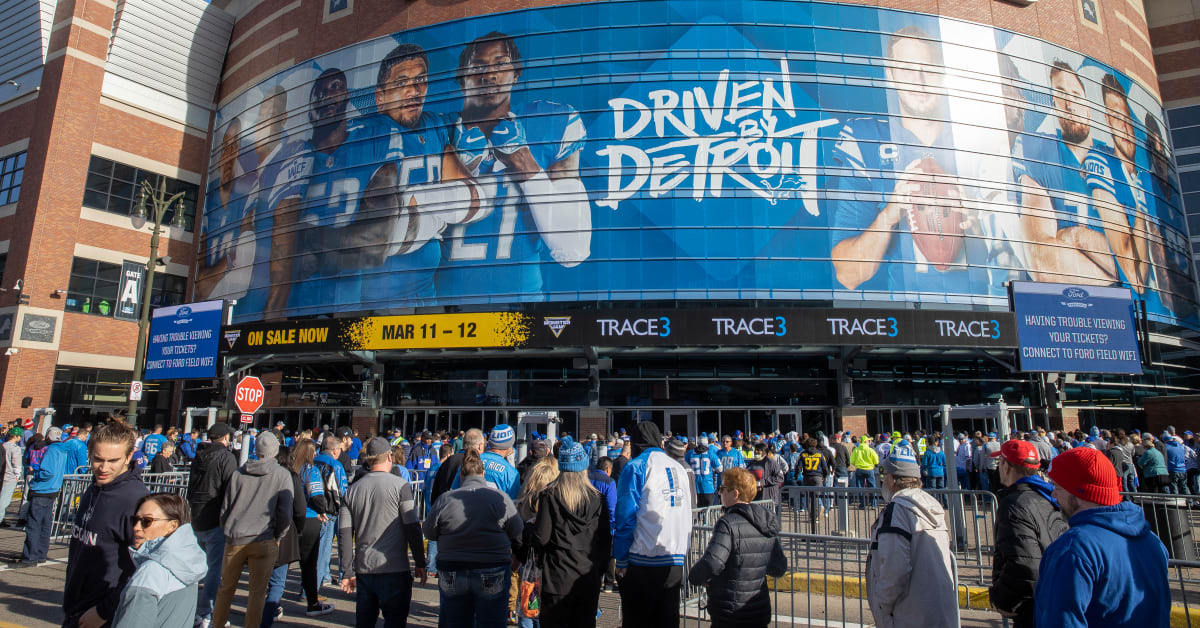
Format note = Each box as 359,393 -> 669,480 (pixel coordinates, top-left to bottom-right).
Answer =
1012,281 -> 1143,374
115,261 -> 145,322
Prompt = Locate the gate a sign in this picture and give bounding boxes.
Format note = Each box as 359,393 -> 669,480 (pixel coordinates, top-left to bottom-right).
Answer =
115,261 -> 145,322
234,376 -> 265,415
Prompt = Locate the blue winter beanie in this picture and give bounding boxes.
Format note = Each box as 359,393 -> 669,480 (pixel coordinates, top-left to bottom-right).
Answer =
489,424 -> 515,449
558,436 -> 588,472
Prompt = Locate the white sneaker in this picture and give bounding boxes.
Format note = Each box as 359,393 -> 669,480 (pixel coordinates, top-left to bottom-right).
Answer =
306,603 -> 334,617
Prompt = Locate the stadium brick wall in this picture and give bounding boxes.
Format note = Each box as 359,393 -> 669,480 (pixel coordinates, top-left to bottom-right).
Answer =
0,0 -> 200,423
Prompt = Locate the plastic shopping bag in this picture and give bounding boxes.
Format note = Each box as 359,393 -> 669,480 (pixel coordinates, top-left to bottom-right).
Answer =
518,558 -> 541,618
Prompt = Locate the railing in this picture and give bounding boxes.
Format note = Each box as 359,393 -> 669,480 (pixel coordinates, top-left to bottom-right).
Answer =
50,472 -> 190,545
782,485 -> 998,585
682,525 -> 961,627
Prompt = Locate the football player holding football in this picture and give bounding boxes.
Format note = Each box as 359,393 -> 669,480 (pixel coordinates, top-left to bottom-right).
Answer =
436,31 -> 591,301
828,25 -> 984,294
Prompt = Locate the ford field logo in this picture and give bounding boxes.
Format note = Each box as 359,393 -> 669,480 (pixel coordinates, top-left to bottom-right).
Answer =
1063,288 -> 1088,300
177,306 -> 192,318
28,320 -> 51,331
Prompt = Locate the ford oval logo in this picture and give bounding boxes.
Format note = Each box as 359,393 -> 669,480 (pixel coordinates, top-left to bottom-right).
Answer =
29,321 -> 51,330
177,306 -> 192,317
1063,288 -> 1088,300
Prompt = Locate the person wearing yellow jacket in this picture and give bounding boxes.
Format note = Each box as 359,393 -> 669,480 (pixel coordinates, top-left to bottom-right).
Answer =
850,439 -> 881,507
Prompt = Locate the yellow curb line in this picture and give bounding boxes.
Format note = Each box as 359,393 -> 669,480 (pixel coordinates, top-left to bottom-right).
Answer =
769,571 -> 1200,621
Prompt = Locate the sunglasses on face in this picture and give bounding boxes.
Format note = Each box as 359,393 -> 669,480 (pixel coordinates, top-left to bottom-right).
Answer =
132,516 -> 175,529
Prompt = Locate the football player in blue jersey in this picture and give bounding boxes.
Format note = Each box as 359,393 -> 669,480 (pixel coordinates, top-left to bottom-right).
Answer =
1144,114 -> 1196,311
287,68 -> 394,314
357,43 -> 492,307
1012,60 -> 1117,285
196,118 -> 255,302
1085,74 -> 1183,313
829,26 -> 985,294
438,32 -> 591,300
236,84 -> 313,319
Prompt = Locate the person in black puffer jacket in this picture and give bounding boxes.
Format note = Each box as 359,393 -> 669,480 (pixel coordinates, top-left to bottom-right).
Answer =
688,467 -> 787,628
989,440 -> 1068,628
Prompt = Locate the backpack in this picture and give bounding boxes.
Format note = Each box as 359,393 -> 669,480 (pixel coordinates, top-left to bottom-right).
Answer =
313,460 -> 343,513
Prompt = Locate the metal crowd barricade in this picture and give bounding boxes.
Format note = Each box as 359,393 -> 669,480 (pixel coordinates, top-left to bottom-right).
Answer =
682,526 -> 961,627
50,472 -> 190,546
1121,491 -> 1199,560
780,485 -> 997,585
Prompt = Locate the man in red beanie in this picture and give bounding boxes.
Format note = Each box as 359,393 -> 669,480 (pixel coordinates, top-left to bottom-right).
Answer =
1035,447 -> 1169,627
989,440 -> 1068,628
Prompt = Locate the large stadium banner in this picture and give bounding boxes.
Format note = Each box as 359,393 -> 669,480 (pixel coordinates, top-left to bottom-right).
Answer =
200,0 -> 1197,328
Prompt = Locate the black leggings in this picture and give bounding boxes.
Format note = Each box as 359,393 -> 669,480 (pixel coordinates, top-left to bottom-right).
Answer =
298,517 -> 323,608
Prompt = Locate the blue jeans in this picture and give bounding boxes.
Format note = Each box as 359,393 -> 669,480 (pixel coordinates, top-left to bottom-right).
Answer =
427,540 -> 438,574
977,471 -> 990,492
925,476 -> 946,490
518,616 -> 540,628
195,525 -> 227,620
318,517 -> 336,585
357,571 -> 413,628
853,470 -> 877,507
957,469 -> 971,491
21,493 -> 56,563
438,565 -> 510,628
261,563 -> 289,628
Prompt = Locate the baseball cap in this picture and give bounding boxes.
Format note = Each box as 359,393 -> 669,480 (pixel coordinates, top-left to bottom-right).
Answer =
987,432 -> 998,438
336,426 -> 354,438
1047,447 -> 1121,507
990,439 -> 1040,469
362,436 -> 392,458
208,423 -> 235,440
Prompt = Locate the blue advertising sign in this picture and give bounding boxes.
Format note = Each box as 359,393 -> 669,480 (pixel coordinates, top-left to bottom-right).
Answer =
143,300 -> 223,380
1012,282 -> 1142,374
199,0 -> 1197,328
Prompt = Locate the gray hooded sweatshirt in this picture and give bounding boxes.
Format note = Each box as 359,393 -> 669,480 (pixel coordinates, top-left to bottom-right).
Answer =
221,457 -> 294,545
112,524 -> 207,628
866,488 -> 958,628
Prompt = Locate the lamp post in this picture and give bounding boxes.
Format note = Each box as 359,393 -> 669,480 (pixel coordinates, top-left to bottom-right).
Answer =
126,178 -> 186,426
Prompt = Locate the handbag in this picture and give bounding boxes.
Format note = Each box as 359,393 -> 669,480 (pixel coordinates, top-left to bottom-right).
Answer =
518,555 -> 542,618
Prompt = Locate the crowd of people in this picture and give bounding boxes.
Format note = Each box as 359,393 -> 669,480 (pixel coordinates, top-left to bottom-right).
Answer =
0,415 -> 1186,628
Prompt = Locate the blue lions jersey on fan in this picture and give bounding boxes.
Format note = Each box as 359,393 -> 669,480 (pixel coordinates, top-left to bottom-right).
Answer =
1013,131 -> 1102,234
828,116 -> 981,295
686,447 -> 722,495
435,100 -> 584,300
288,119 -> 385,314
142,433 -> 167,458
236,138 -> 311,321
356,111 -> 451,307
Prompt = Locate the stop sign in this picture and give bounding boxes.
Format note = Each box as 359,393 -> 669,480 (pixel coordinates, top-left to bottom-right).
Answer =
234,376 -> 265,414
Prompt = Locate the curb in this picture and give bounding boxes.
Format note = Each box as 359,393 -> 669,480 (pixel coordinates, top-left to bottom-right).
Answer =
768,571 -> 1199,621
766,571 -> 991,610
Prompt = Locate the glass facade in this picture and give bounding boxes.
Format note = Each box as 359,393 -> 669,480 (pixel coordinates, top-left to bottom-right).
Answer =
83,156 -> 199,230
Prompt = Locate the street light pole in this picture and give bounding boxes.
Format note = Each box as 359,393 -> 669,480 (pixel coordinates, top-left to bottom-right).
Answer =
126,178 -> 185,427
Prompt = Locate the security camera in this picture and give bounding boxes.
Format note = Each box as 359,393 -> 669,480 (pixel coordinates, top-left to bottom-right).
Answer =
12,279 -> 22,291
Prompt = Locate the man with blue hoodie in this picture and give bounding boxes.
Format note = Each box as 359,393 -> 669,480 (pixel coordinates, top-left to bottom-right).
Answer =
16,426 -> 70,567
1163,434 -> 1189,495
1035,446 -> 1169,627
989,440 -> 1068,628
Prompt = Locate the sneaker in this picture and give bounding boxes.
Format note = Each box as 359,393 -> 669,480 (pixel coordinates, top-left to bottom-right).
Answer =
306,603 -> 334,617
275,607 -> 284,620
603,582 -> 613,593
10,560 -> 42,568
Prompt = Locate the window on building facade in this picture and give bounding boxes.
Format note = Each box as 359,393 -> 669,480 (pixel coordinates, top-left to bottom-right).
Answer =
0,151 -> 25,206
65,257 -> 187,317
82,156 -> 199,230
